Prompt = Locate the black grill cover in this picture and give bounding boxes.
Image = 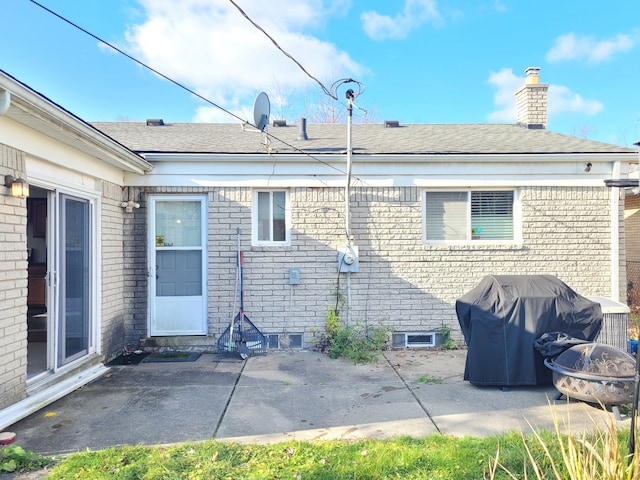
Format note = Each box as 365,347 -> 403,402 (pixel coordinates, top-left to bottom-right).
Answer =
456,275 -> 603,386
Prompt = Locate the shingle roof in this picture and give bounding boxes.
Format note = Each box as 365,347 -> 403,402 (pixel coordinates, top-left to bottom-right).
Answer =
91,121 -> 635,155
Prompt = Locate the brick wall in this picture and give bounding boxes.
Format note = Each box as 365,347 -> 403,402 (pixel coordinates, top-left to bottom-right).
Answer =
0,144 -> 28,408
126,184 -> 617,348
122,187 -> 148,349
515,83 -> 548,128
100,181 -> 127,359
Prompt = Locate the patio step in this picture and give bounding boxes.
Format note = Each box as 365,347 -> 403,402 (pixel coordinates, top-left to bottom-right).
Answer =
139,335 -> 219,353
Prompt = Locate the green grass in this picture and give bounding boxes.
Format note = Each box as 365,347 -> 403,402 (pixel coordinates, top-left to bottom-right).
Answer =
415,373 -> 444,384
16,427 -> 637,479
10,403 -> 640,479
36,435 -> 507,479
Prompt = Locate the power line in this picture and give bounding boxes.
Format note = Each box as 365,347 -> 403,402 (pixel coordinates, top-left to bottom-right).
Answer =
26,0 -> 361,179
27,0 -> 246,124
228,0 -> 338,101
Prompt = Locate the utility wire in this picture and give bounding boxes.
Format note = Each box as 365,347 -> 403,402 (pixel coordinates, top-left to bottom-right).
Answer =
27,0 -> 246,125
26,0 -> 362,179
228,0 -> 338,101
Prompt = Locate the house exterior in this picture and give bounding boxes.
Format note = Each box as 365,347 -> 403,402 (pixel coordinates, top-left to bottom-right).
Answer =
0,66 -> 636,427
0,70 -> 152,427
93,68 -> 636,353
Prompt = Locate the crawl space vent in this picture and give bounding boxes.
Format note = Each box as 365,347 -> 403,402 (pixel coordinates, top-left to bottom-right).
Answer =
392,332 -> 436,348
268,333 -> 303,349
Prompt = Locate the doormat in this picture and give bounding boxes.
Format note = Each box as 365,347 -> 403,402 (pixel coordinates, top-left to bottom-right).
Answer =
141,352 -> 201,363
107,351 -> 150,366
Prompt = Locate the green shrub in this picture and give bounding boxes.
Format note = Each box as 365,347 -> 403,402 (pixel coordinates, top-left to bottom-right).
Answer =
0,445 -> 54,473
327,322 -> 388,364
437,325 -> 457,350
312,307 -> 388,364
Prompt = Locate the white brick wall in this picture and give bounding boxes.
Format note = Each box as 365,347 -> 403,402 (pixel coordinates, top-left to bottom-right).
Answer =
0,144 -> 28,408
100,181 -> 127,358
128,184 -> 618,349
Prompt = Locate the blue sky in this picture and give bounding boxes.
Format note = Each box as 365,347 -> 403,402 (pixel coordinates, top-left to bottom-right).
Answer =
3,0 -> 640,146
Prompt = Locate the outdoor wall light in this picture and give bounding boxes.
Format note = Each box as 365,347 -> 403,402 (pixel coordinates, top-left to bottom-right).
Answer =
4,175 -> 29,198
584,162 -> 592,172
121,200 -> 140,213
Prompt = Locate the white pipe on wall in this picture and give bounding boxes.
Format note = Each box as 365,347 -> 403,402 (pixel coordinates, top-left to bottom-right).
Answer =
0,89 -> 10,116
610,160 -> 621,301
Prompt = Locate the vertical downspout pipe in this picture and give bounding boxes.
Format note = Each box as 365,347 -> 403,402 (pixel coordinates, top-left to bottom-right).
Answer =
0,89 -> 11,116
610,160 -> 621,301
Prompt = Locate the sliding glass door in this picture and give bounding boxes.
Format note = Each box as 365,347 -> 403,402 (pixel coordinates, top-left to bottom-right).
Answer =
57,194 -> 91,365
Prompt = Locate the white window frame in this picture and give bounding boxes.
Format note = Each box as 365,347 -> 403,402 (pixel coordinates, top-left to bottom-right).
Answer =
422,188 -> 521,244
252,189 -> 291,246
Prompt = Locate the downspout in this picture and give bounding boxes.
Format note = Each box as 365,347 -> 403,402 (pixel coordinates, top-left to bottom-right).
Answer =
610,159 -> 621,301
0,89 -> 11,116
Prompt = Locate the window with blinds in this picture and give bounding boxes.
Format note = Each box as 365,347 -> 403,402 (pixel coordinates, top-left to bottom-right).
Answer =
424,190 -> 514,241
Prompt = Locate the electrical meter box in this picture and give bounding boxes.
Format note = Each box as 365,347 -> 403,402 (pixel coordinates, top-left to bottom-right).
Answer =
338,246 -> 359,273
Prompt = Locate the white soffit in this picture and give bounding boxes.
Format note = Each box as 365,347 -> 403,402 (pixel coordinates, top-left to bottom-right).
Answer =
0,72 -> 152,175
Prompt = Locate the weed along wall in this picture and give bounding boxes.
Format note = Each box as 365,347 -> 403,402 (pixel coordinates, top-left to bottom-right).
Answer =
123,184 -> 617,350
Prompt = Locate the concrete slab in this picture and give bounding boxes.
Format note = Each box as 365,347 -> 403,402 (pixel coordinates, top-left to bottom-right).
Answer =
385,349 -> 618,437
8,354 -> 242,455
3,349 -> 629,458
216,351 -> 438,441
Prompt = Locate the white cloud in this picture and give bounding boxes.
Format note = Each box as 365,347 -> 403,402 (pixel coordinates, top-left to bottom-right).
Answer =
124,0 -> 364,122
361,0 -> 442,40
547,85 -> 603,116
486,68 -> 521,122
486,68 -> 603,122
546,32 -> 636,63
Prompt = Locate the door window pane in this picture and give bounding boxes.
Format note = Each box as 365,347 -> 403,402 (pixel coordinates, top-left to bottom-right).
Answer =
155,201 -> 201,247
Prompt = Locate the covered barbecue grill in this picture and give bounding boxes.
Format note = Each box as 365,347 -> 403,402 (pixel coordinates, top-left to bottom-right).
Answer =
456,275 -> 603,386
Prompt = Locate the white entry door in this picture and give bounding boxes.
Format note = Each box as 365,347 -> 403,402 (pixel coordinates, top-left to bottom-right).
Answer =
149,196 -> 207,336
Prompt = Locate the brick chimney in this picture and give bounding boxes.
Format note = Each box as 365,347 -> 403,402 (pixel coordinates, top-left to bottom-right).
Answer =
515,67 -> 548,129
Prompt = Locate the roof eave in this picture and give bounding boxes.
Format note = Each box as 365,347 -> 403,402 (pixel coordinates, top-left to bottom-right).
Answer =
0,71 -> 153,175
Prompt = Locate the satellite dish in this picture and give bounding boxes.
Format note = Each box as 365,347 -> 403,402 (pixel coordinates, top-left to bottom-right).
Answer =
253,92 -> 270,132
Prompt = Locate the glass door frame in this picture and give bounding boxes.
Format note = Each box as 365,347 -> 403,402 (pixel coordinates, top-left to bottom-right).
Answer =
46,186 -> 100,373
148,194 -> 208,336
57,193 -> 94,365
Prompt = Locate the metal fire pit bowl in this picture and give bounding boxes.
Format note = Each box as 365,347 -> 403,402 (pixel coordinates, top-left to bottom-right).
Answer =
544,343 -> 636,405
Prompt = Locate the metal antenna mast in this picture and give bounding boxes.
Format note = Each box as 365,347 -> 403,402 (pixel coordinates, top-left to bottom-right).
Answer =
331,79 -> 365,327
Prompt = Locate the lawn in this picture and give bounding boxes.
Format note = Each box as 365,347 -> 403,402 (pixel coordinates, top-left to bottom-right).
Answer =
7,422 -> 639,479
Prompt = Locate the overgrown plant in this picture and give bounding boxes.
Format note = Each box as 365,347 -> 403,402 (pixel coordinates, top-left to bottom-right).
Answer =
437,325 -> 457,350
312,305 -> 388,364
0,445 -> 54,474
488,403 -> 640,480
328,321 -> 389,364
310,306 -> 341,353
